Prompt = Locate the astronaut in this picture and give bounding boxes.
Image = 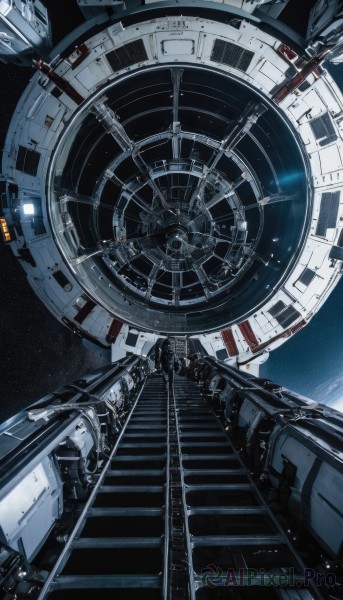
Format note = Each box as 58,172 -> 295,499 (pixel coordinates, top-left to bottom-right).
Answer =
156,339 -> 180,397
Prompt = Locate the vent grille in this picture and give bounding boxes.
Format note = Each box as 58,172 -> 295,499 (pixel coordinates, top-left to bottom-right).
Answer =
298,268 -> 315,287
16,146 -> 40,176
211,39 -> 254,72
315,191 -> 340,237
310,113 -> 337,146
106,39 -> 148,71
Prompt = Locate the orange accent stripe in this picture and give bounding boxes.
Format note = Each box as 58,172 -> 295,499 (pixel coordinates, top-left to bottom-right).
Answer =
221,329 -> 239,357
106,319 -> 123,344
290,320 -> 306,335
248,319 -> 306,354
238,320 -> 259,350
74,300 -> 96,324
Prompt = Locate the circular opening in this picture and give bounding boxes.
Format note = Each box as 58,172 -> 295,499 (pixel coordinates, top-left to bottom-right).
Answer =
48,63 -> 311,334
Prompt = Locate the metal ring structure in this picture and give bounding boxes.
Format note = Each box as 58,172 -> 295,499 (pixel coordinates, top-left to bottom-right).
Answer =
2,7 -> 343,362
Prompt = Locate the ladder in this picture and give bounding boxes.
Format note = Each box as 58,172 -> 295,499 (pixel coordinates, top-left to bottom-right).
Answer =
37,375 -> 322,599
172,376 -> 320,600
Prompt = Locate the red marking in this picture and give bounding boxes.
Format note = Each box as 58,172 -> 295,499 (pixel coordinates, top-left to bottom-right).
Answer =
249,319 -> 307,353
221,329 -> 239,357
34,59 -> 85,105
277,43 -> 297,61
273,50 -> 329,105
106,319 -> 123,344
74,299 -> 96,324
290,319 -> 306,334
238,320 -> 259,350
69,44 -> 89,70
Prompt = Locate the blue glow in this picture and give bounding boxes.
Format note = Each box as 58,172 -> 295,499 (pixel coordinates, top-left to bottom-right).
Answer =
277,172 -> 304,186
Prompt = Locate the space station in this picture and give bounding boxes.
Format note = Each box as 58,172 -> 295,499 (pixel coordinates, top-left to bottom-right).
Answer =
1,0 -> 343,598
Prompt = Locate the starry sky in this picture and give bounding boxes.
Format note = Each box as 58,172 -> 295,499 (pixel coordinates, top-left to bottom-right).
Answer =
261,279 -> 343,411
1,17 -> 343,421
0,245 -> 110,422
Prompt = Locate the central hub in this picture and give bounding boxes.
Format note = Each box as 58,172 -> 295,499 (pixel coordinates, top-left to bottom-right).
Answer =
165,226 -> 188,253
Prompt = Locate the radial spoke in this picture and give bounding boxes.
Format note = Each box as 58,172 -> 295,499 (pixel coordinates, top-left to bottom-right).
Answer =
91,100 -> 133,151
91,98 -> 174,213
187,177 -> 207,216
187,102 -> 266,215
171,68 -> 184,160
209,102 -> 267,173
255,191 -> 300,208
193,265 -> 211,299
121,189 -> 160,220
146,264 -> 162,301
58,190 -> 101,208
172,271 -> 182,307
197,231 -> 233,244
105,174 -> 162,225
57,189 -> 156,226
205,189 -> 233,211
132,150 -> 174,213
116,233 -> 158,246
70,241 -> 113,265
250,251 -> 282,270
121,248 -> 146,263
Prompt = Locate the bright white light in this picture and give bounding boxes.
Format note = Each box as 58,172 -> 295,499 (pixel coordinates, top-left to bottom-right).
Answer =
23,203 -> 34,215
237,220 -> 247,232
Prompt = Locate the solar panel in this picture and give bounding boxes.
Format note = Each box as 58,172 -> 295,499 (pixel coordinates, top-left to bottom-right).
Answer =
315,191 -> 340,237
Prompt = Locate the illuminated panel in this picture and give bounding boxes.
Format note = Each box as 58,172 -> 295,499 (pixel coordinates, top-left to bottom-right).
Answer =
0,217 -> 11,242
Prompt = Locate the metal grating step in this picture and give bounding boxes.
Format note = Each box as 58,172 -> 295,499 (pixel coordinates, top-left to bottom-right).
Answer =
49,574 -> 161,590
73,537 -> 162,548
38,377 -> 170,598
37,374 -> 322,600
172,375 -> 320,600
